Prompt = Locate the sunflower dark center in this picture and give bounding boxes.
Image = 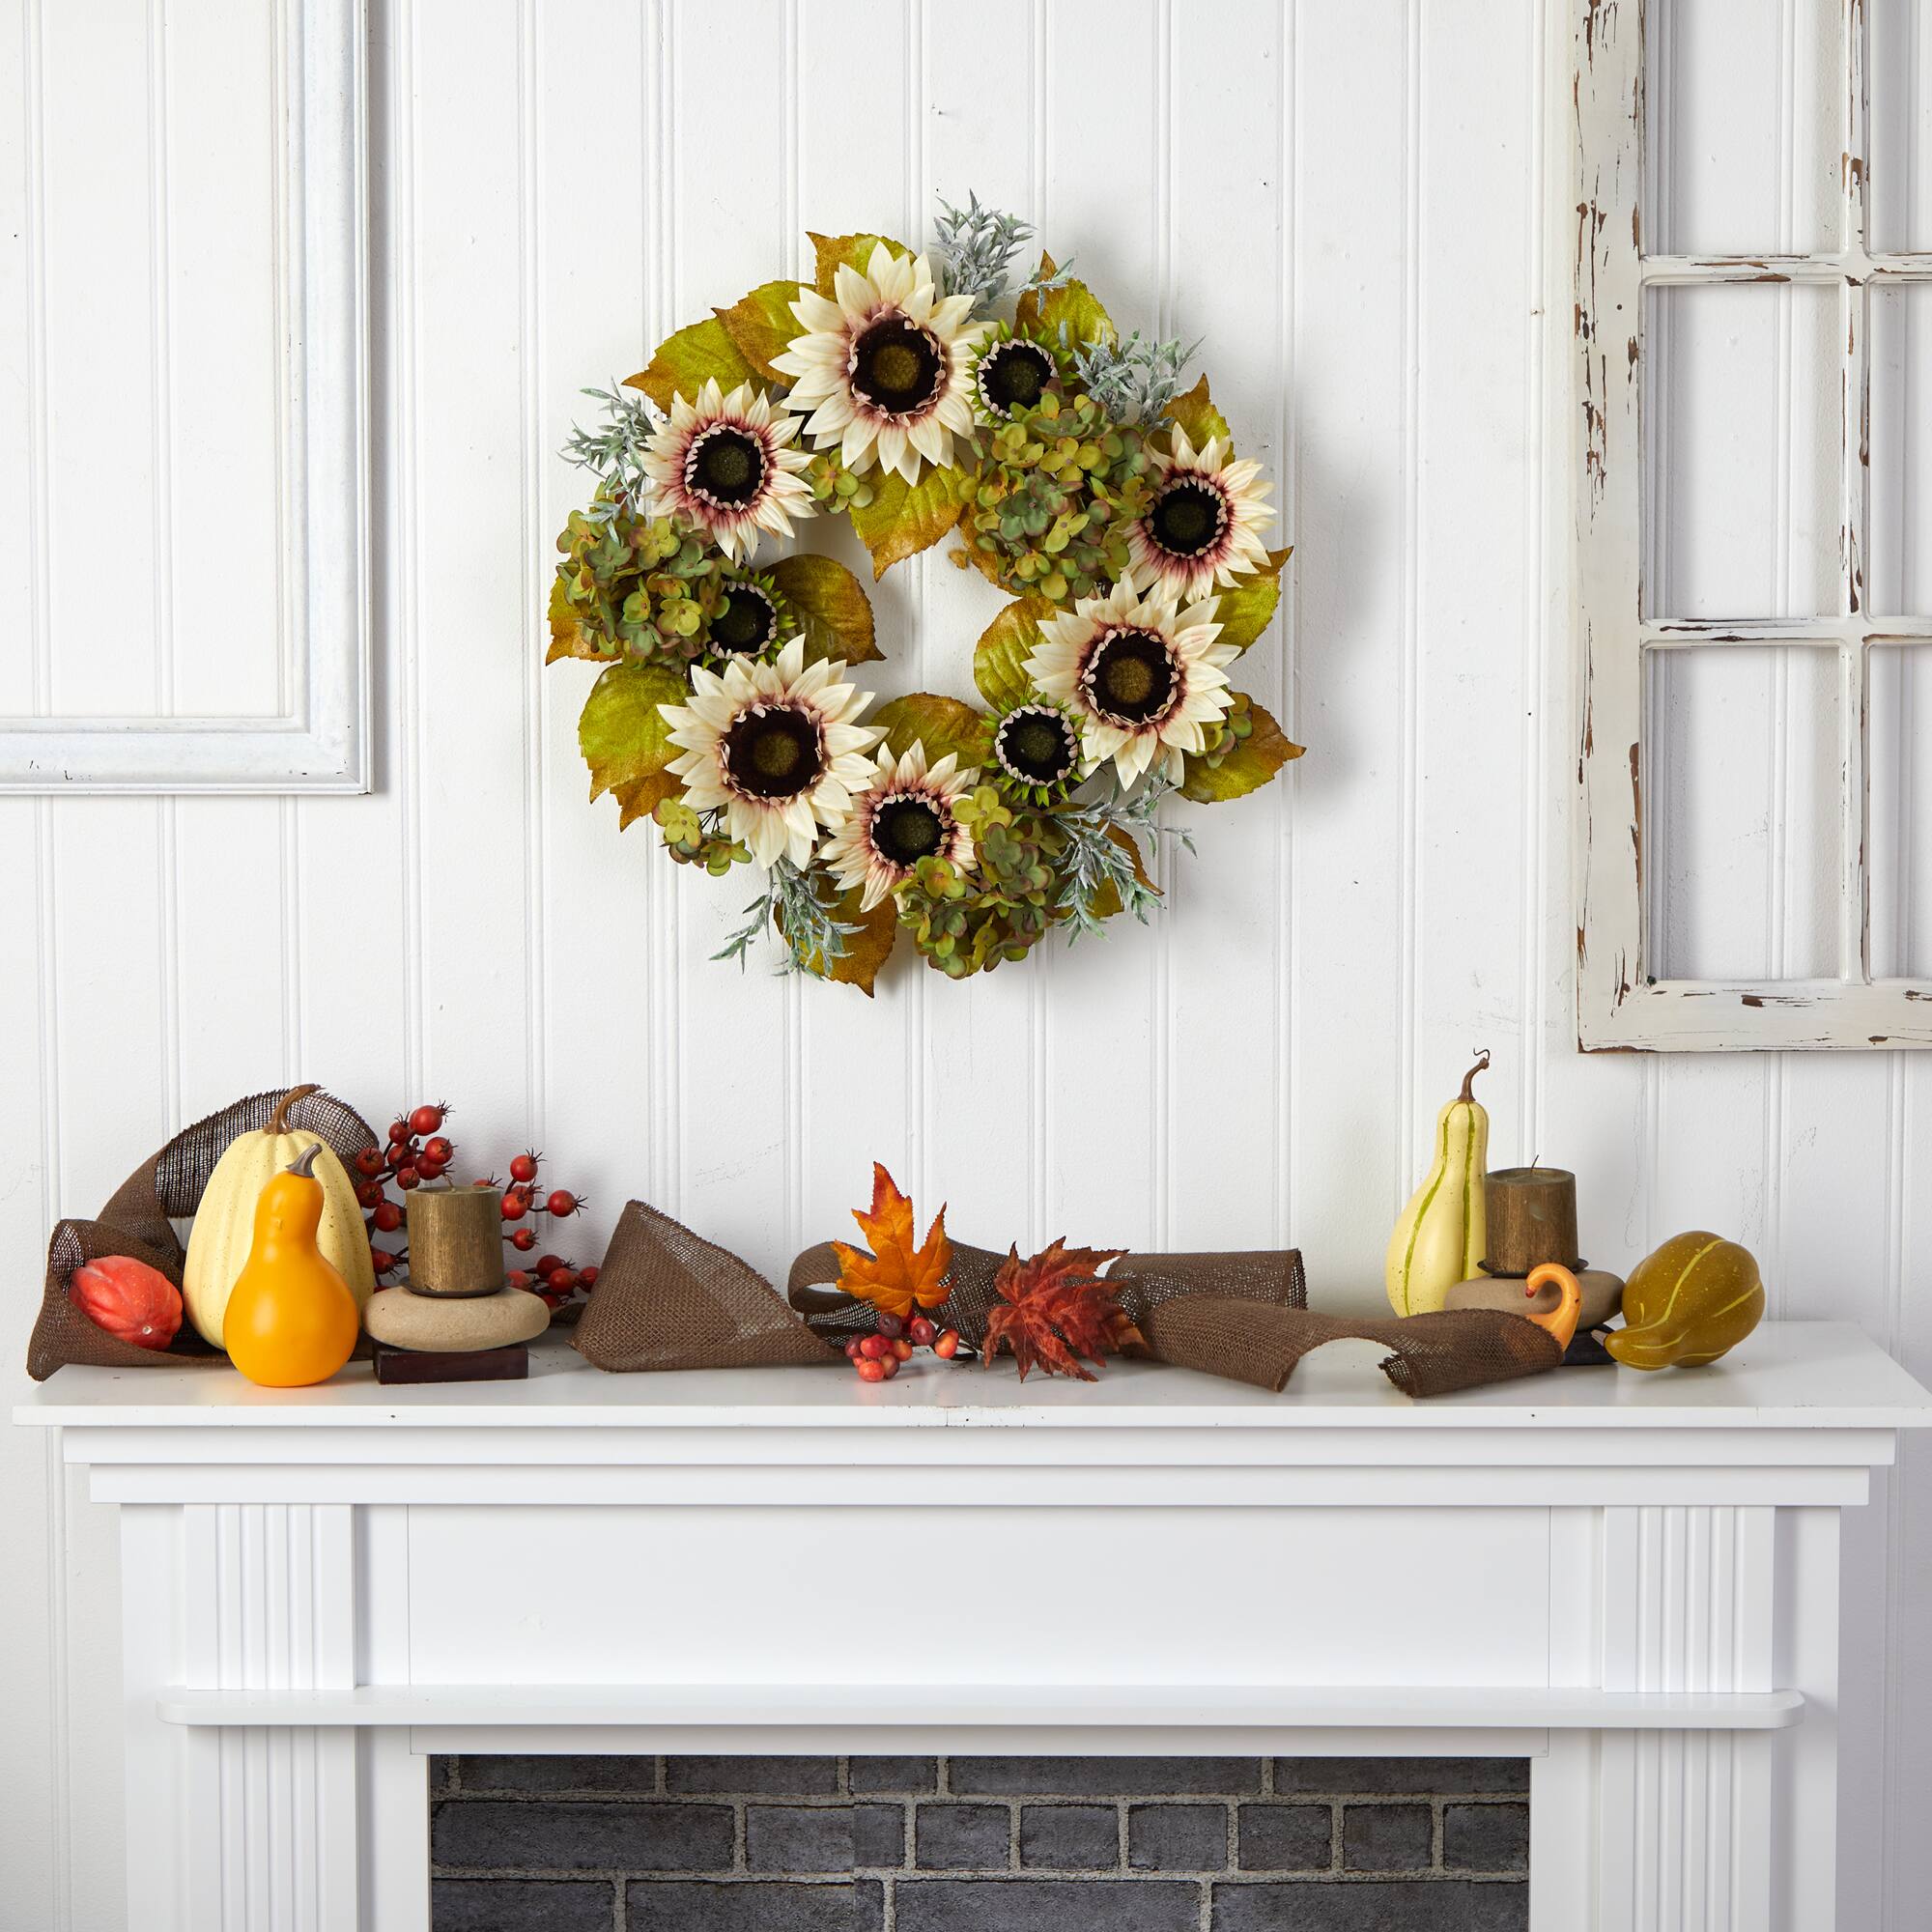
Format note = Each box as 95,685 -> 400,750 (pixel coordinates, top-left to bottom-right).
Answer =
850,314 -> 944,417
1149,477 -> 1229,558
1086,628 -> 1177,726
709,585 -> 779,656
980,339 -> 1053,414
872,796 -> 946,867
722,705 -> 823,799
995,706 -> 1079,783
687,426 -> 767,507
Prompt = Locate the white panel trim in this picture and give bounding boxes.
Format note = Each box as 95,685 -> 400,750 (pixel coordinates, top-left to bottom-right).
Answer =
0,0 -> 369,794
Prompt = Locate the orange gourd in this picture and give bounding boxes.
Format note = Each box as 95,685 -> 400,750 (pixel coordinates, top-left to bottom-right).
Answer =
70,1255 -> 183,1350
222,1145 -> 361,1387
1523,1262 -> 1583,1353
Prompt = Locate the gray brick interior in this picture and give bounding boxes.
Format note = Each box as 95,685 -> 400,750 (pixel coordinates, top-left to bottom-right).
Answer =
430,1754 -> 1530,1930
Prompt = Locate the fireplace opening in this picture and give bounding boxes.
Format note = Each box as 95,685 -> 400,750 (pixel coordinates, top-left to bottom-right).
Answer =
429,1754 -> 1530,1930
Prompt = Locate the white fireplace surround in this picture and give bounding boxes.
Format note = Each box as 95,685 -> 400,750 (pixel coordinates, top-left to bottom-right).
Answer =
18,1321 -> 1930,1931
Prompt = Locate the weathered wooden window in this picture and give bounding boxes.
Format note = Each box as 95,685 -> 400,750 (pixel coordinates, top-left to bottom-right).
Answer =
1574,0 -> 1932,1048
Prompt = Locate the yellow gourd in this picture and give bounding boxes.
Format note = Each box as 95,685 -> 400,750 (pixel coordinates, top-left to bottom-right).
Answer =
1385,1051 -> 1491,1316
1604,1232 -> 1764,1370
222,1145 -> 361,1387
184,1086 -> 374,1347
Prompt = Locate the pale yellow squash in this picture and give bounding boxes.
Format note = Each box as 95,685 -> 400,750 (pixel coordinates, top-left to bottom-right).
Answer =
183,1086 -> 376,1348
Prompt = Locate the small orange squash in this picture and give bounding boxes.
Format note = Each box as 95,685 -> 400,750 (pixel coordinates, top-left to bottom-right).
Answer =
222,1146 -> 361,1387
70,1255 -> 183,1350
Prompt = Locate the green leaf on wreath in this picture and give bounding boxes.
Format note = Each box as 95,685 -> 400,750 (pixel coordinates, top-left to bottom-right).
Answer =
1179,699 -> 1304,803
777,882 -> 898,996
579,661 -> 691,828
1038,279 -> 1115,350
1166,374 -> 1231,448
849,467 -> 967,579
547,571 -> 618,665
831,893 -> 900,995
809,231 -> 905,298
715,279 -> 808,382
869,694 -> 991,770
1014,252 -> 1114,348
1213,546 -> 1293,651
1089,825 -> 1159,922
769,554 -> 881,666
626,317 -> 756,413
974,597 -> 1052,710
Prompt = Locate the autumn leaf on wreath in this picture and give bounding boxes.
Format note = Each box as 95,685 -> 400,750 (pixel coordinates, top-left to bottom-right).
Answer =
980,1240 -> 1147,1382
831,1163 -> 952,1319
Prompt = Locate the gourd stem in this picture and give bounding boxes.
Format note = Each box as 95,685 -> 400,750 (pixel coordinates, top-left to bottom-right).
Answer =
266,1085 -> 321,1136
286,1143 -> 324,1179
1458,1050 -> 1492,1105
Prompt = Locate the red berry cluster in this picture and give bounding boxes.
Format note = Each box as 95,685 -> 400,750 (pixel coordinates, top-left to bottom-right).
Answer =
355,1103 -> 598,1313
841,1309 -> 962,1381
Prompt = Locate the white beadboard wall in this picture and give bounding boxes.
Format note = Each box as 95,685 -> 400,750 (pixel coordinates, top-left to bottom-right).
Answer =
2,1 -> 1929,1926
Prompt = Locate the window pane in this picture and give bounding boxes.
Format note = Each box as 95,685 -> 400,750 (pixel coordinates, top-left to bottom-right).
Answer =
1869,285 -> 1932,615
1871,643 -> 1932,978
1644,285 -> 1843,620
1645,646 -> 1840,980
1870,0 -> 1932,252
1645,0 -> 1841,255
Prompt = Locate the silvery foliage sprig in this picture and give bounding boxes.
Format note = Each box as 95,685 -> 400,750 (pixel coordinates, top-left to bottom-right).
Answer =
562,383 -> 658,522
1054,778 -> 1195,944
930,192 -> 1074,308
715,859 -> 861,975
1072,331 -> 1203,425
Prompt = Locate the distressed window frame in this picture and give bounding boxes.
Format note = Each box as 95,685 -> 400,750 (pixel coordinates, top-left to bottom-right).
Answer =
1573,0 -> 1932,1049
0,0 -> 369,796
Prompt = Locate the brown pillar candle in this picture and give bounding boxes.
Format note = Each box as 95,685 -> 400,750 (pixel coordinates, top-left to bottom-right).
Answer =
405,1184 -> 508,1297
1484,1167 -> 1579,1275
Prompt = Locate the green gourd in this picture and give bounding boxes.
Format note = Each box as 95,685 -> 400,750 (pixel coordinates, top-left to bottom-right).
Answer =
1604,1232 -> 1764,1370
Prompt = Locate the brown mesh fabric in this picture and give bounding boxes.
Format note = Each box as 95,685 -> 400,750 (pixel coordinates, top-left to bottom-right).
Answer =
26,1087 -> 379,1381
583,1207 -> 1562,1396
785,1243 -> 1308,1350
1148,1298 -> 1564,1396
573,1202 -> 841,1372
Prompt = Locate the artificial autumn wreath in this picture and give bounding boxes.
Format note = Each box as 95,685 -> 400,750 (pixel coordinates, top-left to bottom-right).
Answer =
548,195 -> 1299,991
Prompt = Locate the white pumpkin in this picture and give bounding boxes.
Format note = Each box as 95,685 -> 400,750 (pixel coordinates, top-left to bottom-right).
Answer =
182,1086 -> 377,1348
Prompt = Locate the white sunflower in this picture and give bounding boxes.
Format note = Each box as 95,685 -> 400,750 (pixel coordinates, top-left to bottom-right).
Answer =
640,377 -> 815,563
1127,424 -> 1275,602
1025,572 -> 1238,788
820,740 -> 980,912
660,637 -> 883,870
771,242 -> 988,484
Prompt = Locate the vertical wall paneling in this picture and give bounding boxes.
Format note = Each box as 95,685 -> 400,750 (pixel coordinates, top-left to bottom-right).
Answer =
1161,0 -> 1287,1252
790,0 -> 915,1253
5,2 -> 1932,1923
1282,0 -> 1409,1287
917,0 -> 1042,1257
1034,0 -> 1163,1252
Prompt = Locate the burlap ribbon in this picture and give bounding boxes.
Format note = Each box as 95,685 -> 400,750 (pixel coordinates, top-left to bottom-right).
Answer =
573,1201 -> 1564,1397
26,1088 -> 379,1381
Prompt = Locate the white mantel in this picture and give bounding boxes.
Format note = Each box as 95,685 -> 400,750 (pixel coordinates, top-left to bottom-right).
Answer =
19,1321 -> 1931,1932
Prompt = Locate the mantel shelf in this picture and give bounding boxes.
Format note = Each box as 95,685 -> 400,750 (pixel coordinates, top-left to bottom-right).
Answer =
155,1682 -> 1806,1733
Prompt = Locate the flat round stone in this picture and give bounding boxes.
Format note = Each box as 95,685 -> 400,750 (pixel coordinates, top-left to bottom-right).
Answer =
362,1285 -> 552,1352
1444,1267 -> 1625,1330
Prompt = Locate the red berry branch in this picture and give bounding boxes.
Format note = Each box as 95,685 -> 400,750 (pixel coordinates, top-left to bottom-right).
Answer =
355,1103 -> 600,1313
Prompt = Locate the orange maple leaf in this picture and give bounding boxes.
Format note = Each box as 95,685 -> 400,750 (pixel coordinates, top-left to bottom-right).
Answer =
830,1163 -> 952,1320
980,1239 -> 1136,1381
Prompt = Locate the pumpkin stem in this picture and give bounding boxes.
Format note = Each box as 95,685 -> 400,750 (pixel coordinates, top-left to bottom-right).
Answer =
286,1143 -> 324,1179
1458,1049 -> 1492,1105
266,1085 -> 321,1136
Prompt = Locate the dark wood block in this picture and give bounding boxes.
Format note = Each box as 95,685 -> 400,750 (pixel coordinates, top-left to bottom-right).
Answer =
371,1341 -> 529,1384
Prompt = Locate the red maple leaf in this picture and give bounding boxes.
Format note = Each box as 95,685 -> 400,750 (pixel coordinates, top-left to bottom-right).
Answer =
980,1239 -> 1144,1381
